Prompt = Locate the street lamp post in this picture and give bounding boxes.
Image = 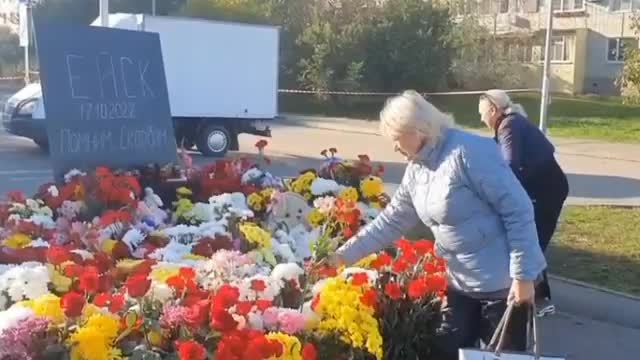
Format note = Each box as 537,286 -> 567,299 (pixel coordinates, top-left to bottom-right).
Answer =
99,0 -> 109,27
539,0 -> 554,134
152,0 -> 156,15
18,0 -> 33,85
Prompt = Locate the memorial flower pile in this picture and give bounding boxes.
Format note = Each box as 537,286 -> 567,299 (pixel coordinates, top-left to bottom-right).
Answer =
0,142 -> 447,360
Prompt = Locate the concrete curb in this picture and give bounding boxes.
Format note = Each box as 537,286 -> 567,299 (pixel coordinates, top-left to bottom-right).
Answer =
549,275 -> 640,329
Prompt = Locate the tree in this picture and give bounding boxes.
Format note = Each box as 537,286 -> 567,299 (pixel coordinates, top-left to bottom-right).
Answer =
619,13 -> 640,104
0,28 -> 21,76
364,0 -> 454,92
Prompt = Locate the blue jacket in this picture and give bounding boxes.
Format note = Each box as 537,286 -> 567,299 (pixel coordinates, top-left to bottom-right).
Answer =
337,128 -> 547,294
494,113 -> 556,184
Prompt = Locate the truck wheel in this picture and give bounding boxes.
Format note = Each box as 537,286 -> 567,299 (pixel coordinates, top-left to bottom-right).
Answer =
34,139 -> 50,154
197,125 -> 230,157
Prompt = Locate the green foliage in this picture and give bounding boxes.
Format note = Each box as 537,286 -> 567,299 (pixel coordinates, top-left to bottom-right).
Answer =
620,13 -> 640,104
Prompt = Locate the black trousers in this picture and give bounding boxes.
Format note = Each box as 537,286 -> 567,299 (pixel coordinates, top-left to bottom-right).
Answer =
525,158 -> 569,300
432,288 -> 528,360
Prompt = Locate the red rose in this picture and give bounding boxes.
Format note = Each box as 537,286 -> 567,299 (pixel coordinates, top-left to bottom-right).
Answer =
210,307 -> 238,332
184,300 -> 209,329
63,263 -> 83,278
175,339 -> 206,360
255,299 -> 272,312
109,293 -> 125,313
408,278 -> 429,300
123,273 -> 151,298
302,342 -> 318,360
93,292 -> 111,307
250,279 -> 266,292
235,301 -> 254,316
79,266 -> 100,294
384,281 -> 402,300
46,245 -> 70,265
350,272 -> 369,286
61,292 -> 86,318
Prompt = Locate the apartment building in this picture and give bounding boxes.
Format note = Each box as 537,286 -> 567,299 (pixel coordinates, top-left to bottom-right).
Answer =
452,0 -> 640,94
0,0 -> 18,33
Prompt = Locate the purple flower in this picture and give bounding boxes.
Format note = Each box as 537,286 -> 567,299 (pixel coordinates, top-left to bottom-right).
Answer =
0,315 -> 49,360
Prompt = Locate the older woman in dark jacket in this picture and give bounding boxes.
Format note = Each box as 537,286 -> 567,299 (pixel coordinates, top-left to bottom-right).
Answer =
479,89 -> 569,316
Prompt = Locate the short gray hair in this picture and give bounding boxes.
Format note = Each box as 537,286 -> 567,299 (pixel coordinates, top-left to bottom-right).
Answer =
379,90 -> 455,143
481,89 -> 528,118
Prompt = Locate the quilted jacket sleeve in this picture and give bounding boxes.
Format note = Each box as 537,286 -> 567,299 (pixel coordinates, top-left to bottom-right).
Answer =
336,165 -> 420,266
461,140 -> 547,281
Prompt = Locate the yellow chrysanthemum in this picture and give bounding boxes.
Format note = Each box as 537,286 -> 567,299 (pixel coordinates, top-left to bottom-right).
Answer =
23,293 -> 65,324
176,186 -> 193,197
148,328 -> 164,347
354,253 -> 378,268
100,239 -> 118,254
150,265 -> 181,283
266,332 -> 303,360
291,172 -> 316,194
339,187 -> 359,202
2,233 -> 31,248
313,277 -> 382,359
239,222 -> 272,249
261,187 -> 274,199
360,176 -> 384,199
68,313 -> 123,360
247,192 -> 265,211
306,208 -> 326,227
47,264 -> 72,292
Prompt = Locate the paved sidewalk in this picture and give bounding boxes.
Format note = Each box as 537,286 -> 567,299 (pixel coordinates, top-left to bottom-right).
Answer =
280,114 -> 640,206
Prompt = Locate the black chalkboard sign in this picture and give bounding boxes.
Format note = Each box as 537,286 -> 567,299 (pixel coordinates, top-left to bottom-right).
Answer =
34,21 -> 178,181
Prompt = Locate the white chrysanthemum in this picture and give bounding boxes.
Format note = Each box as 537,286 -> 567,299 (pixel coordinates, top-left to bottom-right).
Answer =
196,250 -> 268,291
0,305 -> 35,332
209,193 -> 254,218
287,225 -> 320,260
237,274 -> 282,301
148,240 -> 193,264
149,283 -> 174,303
313,196 -> 336,214
310,178 -> 345,196
0,263 -> 50,304
270,263 -> 304,285
29,214 -> 55,228
47,185 -> 60,198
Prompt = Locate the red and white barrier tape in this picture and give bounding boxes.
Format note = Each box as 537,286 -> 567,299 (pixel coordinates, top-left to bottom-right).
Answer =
278,88 -> 540,96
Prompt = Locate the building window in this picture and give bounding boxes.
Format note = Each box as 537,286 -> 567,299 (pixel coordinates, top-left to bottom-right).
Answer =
611,0 -> 640,11
540,35 -> 573,62
551,0 -> 584,11
607,38 -> 638,62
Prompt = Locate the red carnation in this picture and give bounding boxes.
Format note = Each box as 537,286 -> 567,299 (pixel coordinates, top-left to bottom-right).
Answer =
63,263 -> 83,278
213,284 -> 240,310
360,288 -> 377,308
123,273 -> 151,298
109,293 -> 125,313
408,278 -> 429,300
255,299 -> 272,312
79,266 -> 100,294
46,245 -> 70,265
236,301 -> 254,316
176,339 -> 206,360
302,342 -> 318,360
371,252 -> 392,269
210,307 -> 238,332
61,292 -> 85,318
384,281 -> 402,300
250,279 -> 266,292
93,292 -> 111,307
414,240 -> 435,256
350,272 -> 369,286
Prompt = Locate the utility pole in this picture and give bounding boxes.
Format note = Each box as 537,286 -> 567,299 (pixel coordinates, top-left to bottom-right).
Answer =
152,0 -> 156,15
18,0 -> 33,85
539,0 -> 554,134
99,0 -> 109,27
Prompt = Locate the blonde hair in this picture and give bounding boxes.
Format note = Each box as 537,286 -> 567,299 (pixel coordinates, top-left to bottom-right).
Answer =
379,90 -> 455,143
481,89 -> 528,118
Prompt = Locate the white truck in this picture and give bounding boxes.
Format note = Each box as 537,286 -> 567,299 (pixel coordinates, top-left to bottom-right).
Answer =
2,13 -> 279,156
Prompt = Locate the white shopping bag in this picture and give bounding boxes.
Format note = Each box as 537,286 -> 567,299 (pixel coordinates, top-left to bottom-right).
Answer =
459,303 -> 565,360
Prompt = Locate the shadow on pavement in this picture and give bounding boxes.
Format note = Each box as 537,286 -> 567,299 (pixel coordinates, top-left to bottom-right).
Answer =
567,173 -> 640,200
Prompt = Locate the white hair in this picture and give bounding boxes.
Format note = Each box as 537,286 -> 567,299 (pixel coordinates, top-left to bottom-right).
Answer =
379,90 -> 455,143
482,89 -> 528,118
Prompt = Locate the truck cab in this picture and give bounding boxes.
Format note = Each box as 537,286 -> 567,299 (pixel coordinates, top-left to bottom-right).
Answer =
2,13 -> 277,157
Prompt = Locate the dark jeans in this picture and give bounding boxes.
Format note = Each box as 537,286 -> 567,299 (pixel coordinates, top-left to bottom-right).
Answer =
525,158 -> 569,300
432,288 -> 528,360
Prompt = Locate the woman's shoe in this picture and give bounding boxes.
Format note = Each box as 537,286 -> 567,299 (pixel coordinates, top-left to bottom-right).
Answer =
536,298 -> 556,317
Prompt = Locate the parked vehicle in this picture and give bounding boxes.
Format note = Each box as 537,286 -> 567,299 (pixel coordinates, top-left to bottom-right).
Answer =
2,13 -> 279,157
